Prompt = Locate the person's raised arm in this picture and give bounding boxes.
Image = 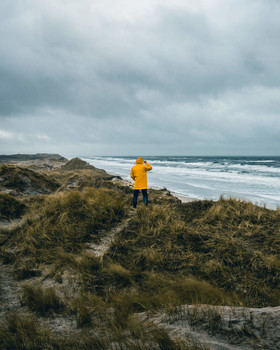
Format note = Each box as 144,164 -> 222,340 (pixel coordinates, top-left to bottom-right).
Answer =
144,161 -> 152,171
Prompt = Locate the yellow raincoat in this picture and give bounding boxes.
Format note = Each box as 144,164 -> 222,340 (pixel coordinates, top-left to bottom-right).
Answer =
130,157 -> 152,189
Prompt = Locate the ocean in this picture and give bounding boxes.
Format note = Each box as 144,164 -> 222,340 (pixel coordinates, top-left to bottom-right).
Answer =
83,156 -> 280,209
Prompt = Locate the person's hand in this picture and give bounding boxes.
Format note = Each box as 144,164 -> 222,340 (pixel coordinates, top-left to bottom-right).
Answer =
144,160 -> 147,164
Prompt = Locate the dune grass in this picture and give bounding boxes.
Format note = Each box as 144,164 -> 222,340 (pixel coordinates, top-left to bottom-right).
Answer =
0,312 -> 51,350
0,164 -> 60,194
1,163 -> 280,349
12,187 -> 126,266
21,284 -> 64,316
103,199 -> 280,307
0,193 -> 25,221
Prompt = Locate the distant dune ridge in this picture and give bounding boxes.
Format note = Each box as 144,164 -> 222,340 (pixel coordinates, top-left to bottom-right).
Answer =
0,153 -> 68,171
0,154 -> 279,349
0,153 -> 67,163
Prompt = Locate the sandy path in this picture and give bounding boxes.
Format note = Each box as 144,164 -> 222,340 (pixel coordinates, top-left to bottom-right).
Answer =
0,264 -> 21,318
149,304 -> 280,350
86,210 -> 135,258
0,218 -> 26,231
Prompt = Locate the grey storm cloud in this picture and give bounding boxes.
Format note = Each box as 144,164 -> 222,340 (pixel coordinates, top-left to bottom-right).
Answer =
1,0 -> 280,156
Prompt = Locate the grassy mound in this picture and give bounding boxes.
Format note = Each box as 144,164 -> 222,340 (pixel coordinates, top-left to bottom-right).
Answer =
61,158 -> 96,171
0,165 -> 59,195
14,187 -> 126,264
1,166 -> 279,349
104,199 -> 280,307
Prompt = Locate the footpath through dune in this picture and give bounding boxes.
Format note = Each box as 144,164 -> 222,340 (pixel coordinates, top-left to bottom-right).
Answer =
0,264 -> 21,318
85,209 -> 135,258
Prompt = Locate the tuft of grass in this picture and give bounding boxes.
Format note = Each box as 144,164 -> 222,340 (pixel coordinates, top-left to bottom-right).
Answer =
186,305 -> 223,336
105,263 -> 132,285
69,292 -> 107,327
0,312 -> 50,349
0,248 -> 17,264
0,193 -> 25,220
15,267 -> 41,281
21,284 -> 64,316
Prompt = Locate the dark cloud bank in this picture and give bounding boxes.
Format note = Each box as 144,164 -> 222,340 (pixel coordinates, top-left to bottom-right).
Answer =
1,0 -> 280,156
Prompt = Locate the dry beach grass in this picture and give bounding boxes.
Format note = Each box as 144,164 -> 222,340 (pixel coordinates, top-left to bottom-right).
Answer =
0,156 -> 279,349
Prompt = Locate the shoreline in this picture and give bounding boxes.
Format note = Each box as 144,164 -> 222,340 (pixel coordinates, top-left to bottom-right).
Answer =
2,155 -> 277,209
84,156 -> 280,211
171,192 -> 198,203
109,174 -> 278,209
111,176 -> 279,209
110,176 -> 197,204
84,158 -> 198,204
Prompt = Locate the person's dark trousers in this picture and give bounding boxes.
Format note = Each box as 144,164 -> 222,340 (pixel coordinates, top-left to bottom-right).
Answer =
133,189 -> 148,208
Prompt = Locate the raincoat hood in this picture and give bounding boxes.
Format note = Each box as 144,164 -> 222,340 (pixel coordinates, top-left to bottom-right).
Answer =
136,157 -> 144,164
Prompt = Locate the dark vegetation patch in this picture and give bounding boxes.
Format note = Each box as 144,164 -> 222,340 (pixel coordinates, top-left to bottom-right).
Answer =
0,193 -> 25,220
178,200 -> 214,221
21,284 -> 64,316
0,313 -> 51,350
15,268 -> 42,281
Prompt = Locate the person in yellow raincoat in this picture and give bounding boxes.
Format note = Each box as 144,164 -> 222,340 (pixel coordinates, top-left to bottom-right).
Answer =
130,157 -> 152,208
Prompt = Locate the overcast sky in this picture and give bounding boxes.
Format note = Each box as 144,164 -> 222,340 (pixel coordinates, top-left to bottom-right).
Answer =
1,0 -> 280,157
